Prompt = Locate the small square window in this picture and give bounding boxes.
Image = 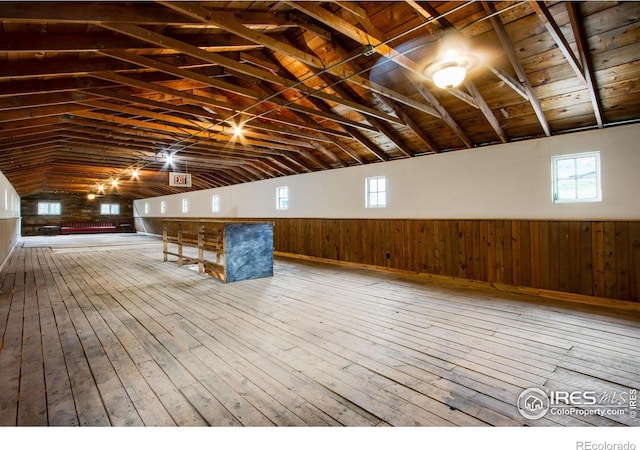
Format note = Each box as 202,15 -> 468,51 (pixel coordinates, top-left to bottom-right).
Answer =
276,186 -> 288,210
160,201 -> 166,214
144,202 -> 150,214
552,152 -> 601,203
366,176 -> 387,208
212,194 -> 221,213
182,198 -> 189,213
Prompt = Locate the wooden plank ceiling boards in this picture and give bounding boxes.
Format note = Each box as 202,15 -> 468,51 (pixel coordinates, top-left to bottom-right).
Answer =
0,1 -> 638,199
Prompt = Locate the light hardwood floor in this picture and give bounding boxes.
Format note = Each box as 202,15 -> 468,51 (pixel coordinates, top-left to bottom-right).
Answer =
1,234 -> 639,426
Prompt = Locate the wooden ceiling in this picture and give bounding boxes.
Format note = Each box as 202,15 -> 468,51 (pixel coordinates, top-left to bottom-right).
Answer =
1,1 -> 639,200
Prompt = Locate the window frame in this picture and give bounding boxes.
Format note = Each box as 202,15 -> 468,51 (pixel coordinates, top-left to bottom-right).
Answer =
160,200 -> 167,214
182,197 -> 189,214
365,176 -> 387,208
37,201 -> 62,216
551,151 -> 602,203
276,186 -> 289,210
212,194 -> 221,213
100,203 -> 120,215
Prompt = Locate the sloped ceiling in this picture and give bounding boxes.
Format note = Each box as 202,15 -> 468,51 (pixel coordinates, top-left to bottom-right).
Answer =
0,1 -> 638,199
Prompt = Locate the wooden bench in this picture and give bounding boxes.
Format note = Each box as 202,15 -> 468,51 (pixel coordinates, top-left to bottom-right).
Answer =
60,222 -> 117,234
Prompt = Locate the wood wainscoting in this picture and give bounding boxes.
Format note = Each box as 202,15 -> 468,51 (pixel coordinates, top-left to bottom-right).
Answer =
137,217 -> 640,304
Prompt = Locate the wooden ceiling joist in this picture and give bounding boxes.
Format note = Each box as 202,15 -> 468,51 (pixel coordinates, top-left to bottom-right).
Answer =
0,1 -> 636,198
565,2 -> 604,129
529,1 -> 586,85
482,1 -> 552,137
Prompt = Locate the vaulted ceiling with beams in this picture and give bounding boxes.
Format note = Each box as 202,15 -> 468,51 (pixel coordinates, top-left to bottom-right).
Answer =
0,1 -> 639,200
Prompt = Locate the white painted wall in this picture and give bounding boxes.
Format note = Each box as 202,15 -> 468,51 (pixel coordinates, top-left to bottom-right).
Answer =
134,123 -> 640,221
0,170 -> 20,220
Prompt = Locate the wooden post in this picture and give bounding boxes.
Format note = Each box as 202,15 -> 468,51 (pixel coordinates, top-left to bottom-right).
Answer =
198,224 -> 205,274
177,223 -> 183,266
162,222 -> 168,262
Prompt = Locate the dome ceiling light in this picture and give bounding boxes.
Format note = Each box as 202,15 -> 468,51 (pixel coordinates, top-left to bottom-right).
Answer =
423,32 -> 479,89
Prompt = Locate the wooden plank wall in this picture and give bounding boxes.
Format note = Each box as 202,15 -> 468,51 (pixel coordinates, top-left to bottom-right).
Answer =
21,193 -> 135,236
137,217 -> 640,303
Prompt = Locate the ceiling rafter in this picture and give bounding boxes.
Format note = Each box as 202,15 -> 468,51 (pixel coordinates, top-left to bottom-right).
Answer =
375,94 -> 437,154
89,71 -> 353,140
269,54 -> 392,162
98,23 -> 406,128
0,1 -> 637,199
288,1 -> 477,107
404,1 -> 507,144
158,2 -> 325,69
98,48 -> 381,133
565,2 -> 604,129
528,1 -> 586,85
288,1 -> 476,148
160,1 -> 440,122
481,1 -> 552,137
321,73 -> 415,158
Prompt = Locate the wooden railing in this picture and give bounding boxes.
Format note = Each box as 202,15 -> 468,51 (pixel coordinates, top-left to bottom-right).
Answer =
162,219 -> 274,282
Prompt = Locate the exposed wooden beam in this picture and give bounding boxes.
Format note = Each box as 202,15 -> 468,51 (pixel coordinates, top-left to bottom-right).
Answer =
288,13 -> 332,40
404,1 -> 507,143
89,71 -> 352,140
376,95 -> 438,153
335,1 -> 382,38
0,31 -> 260,53
482,1 -> 551,137
529,1 -> 586,85
98,23 -> 404,128
289,0 -> 498,147
325,77 -> 415,158
98,49 -> 380,133
0,3 -> 294,27
409,77 -> 473,148
0,91 -> 79,111
77,98 -> 317,151
271,60 -> 392,162
566,2 -> 604,129
251,80 -> 346,168
70,110 -> 300,153
483,65 -> 528,100
406,0 -> 528,102
329,139 -> 365,165
464,81 -> 508,143
344,128 -> 390,162
159,2 -> 325,69
0,104 -> 89,123
162,3 -> 441,125
0,58 -> 137,81
84,88 -> 337,144
288,1 -> 478,109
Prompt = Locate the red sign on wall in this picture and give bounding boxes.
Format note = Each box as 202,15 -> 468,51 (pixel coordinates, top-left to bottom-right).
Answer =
169,172 -> 192,187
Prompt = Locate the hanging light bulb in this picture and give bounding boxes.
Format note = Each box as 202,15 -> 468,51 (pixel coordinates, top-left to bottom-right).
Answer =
131,168 -> 140,179
232,124 -> 243,137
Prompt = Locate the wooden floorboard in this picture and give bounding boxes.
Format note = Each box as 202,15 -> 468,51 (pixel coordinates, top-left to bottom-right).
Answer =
1,234 -> 639,427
